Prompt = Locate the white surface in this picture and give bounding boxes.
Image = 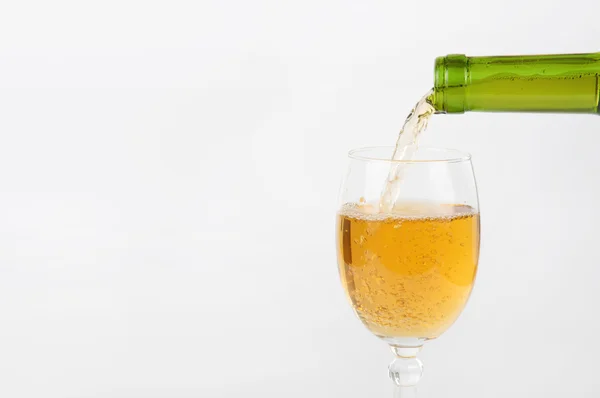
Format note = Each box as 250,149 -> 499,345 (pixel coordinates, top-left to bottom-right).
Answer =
0,1 -> 599,397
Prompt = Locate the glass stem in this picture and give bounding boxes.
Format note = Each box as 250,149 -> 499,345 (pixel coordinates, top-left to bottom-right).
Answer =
393,386 -> 418,398
388,345 -> 423,395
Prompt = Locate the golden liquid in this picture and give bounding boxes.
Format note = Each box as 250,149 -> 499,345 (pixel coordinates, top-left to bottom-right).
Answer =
337,202 -> 480,339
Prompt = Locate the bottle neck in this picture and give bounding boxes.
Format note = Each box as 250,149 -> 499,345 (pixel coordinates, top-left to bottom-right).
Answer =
433,52 -> 600,114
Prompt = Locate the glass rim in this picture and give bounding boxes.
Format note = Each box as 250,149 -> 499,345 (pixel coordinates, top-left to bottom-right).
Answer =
348,146 -> 472,164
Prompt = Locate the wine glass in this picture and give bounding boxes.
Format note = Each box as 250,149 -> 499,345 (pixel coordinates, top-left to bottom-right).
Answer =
336,146 -> 480,396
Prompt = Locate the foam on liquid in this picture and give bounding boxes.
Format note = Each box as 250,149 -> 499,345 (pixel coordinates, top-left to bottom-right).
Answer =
340,201 -> 478,222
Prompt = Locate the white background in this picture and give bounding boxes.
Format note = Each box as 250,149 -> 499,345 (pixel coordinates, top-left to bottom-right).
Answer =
0,0 -> 599,397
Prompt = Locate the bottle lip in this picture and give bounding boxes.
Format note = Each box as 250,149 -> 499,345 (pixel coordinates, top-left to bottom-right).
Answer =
434,54 -> 468,87
433,54 -> 467,113
434,56 -> 447,89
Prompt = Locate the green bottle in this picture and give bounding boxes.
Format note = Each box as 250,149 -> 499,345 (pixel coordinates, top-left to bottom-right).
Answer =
432,52 -> 600,114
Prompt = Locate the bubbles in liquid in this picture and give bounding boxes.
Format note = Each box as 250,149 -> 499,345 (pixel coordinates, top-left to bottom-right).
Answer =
336,202 -> 480,339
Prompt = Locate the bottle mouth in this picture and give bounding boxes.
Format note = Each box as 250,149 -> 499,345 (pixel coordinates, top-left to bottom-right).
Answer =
433,54 -> 468,114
